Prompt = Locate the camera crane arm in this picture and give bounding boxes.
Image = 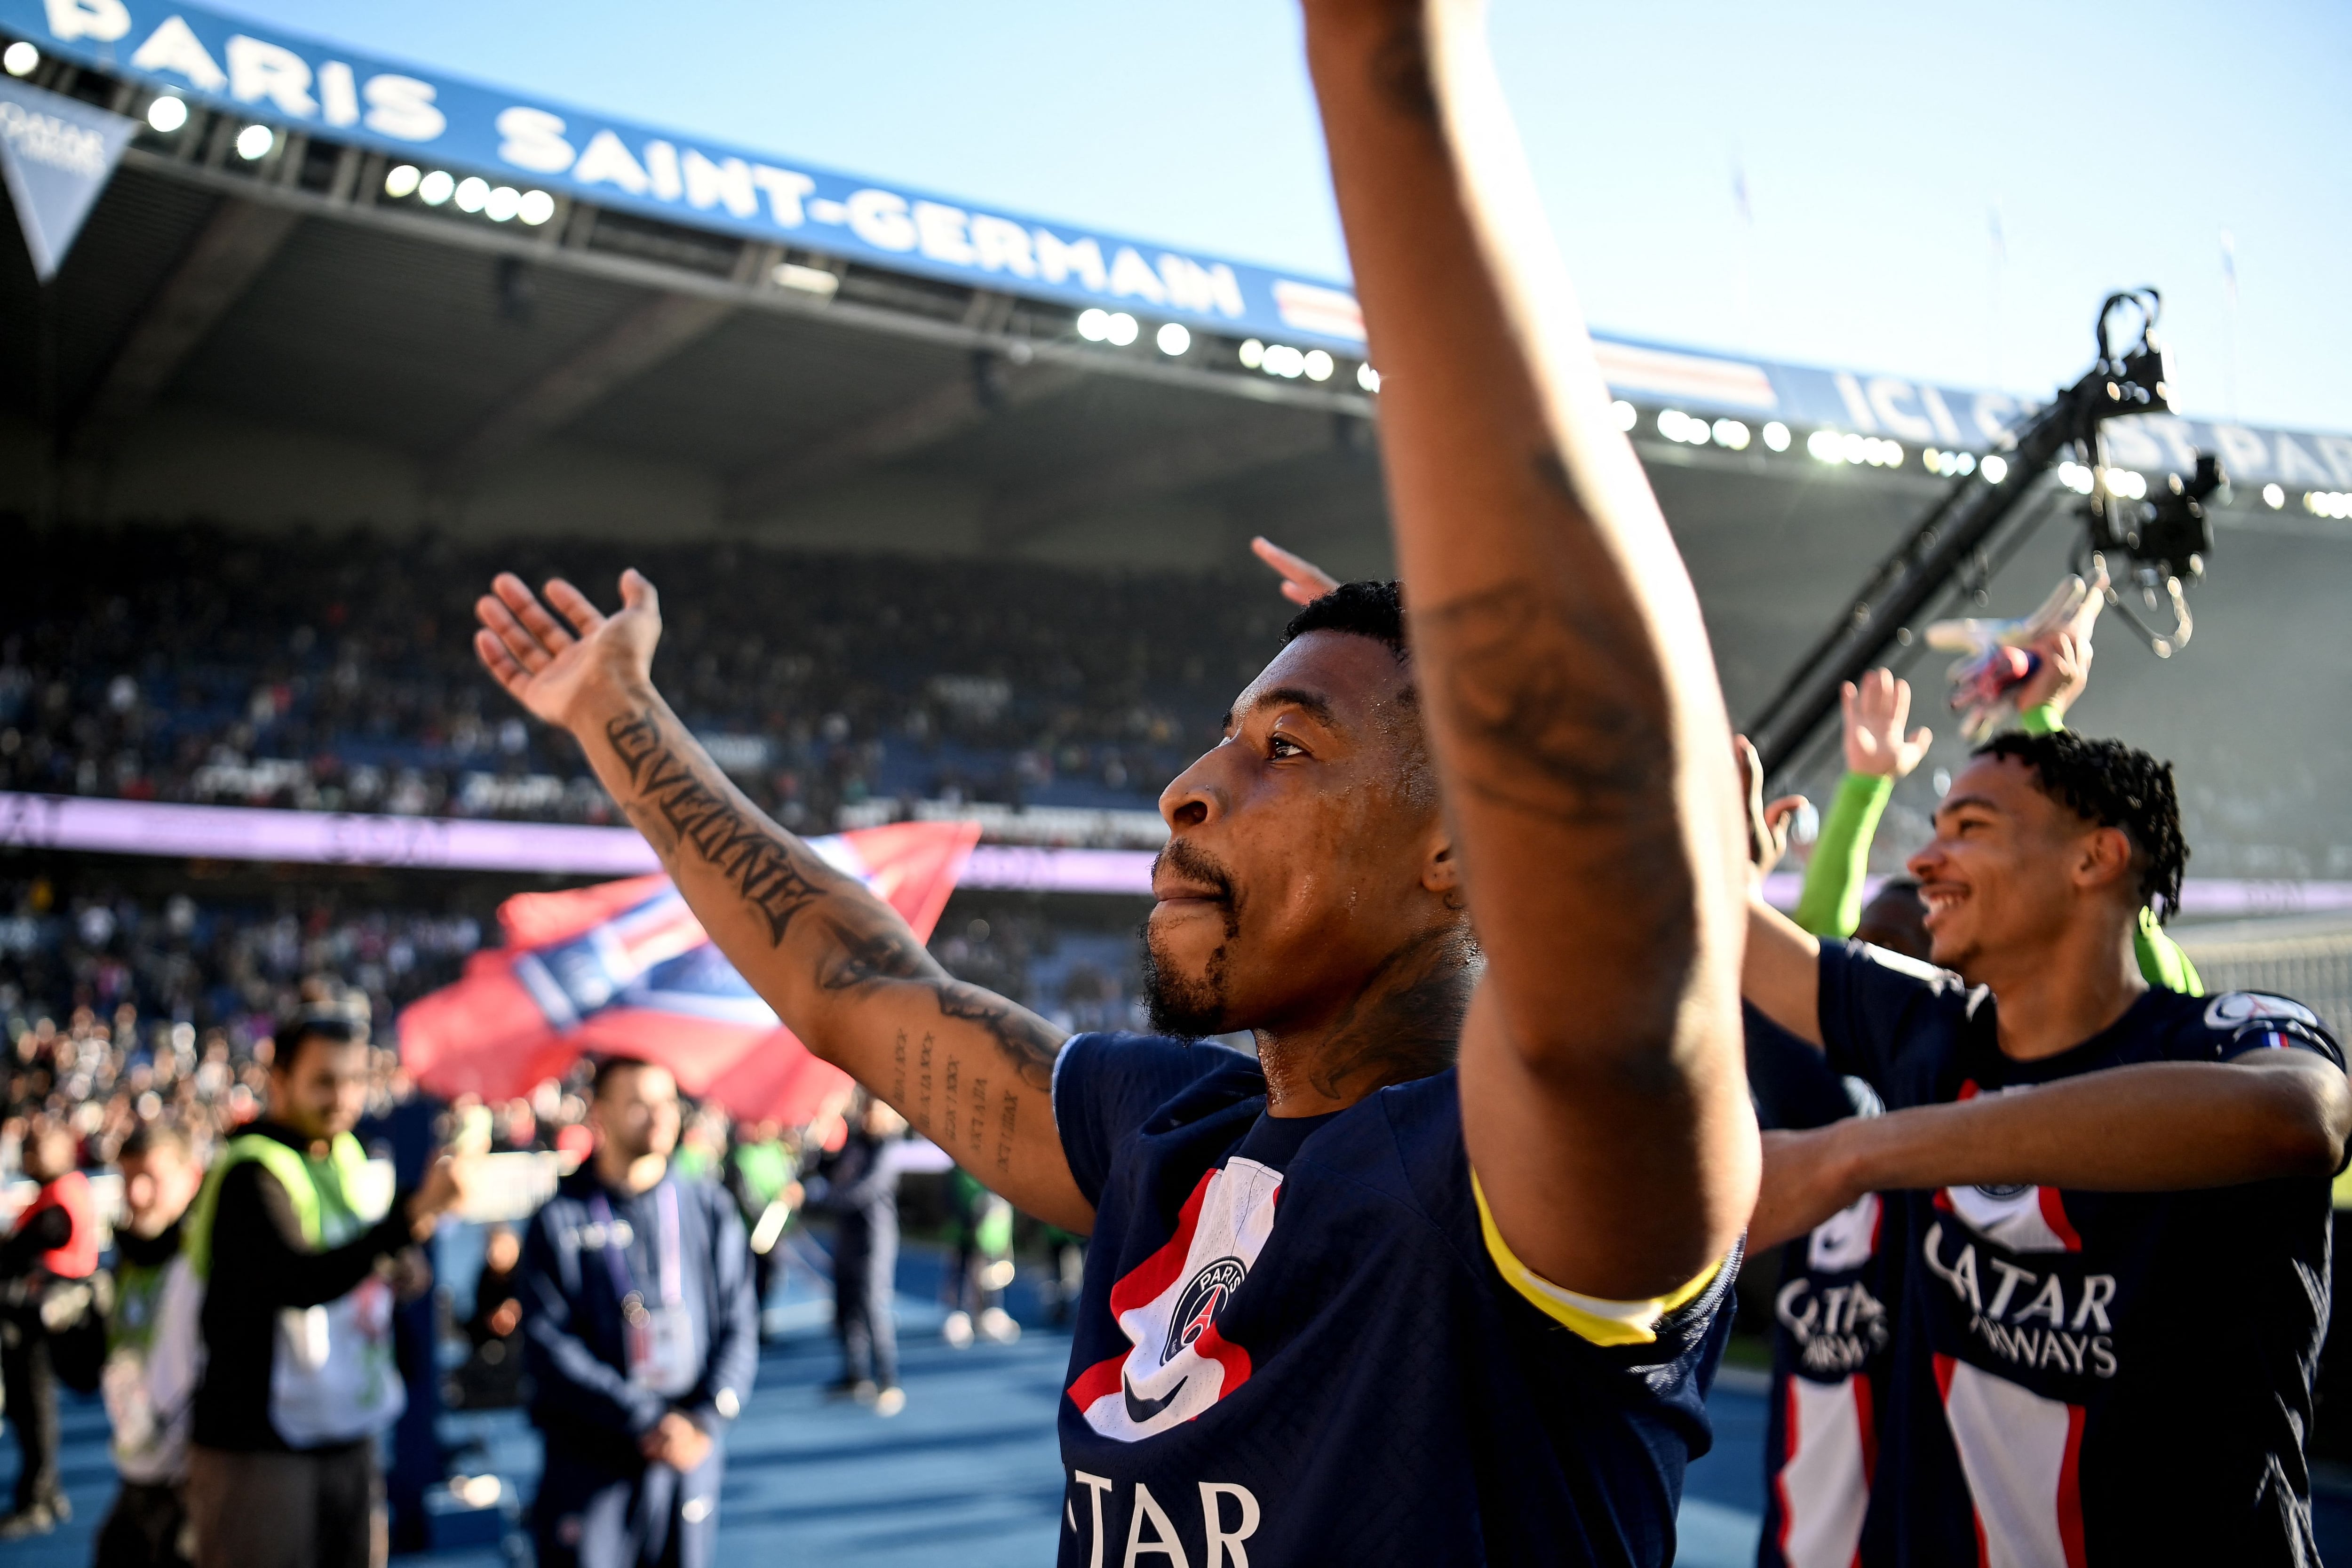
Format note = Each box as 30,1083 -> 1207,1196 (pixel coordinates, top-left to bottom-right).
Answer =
1744,290 -> 2215,778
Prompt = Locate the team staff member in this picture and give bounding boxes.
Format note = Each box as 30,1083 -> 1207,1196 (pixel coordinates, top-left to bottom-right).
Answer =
469,0 -> 1761,1559
96,1126 -> 207,1568
0,1116 -> 97,1538
1745,732 -> 2350,1562
518,1057 -> 757,1568
183,1016 -> 466,1568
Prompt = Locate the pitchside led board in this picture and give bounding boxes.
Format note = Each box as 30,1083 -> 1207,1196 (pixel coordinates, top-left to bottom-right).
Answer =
5,0 -> 2349,488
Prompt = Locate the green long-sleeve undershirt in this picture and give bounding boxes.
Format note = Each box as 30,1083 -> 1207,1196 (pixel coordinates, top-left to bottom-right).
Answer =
1791,702 -> 2201,995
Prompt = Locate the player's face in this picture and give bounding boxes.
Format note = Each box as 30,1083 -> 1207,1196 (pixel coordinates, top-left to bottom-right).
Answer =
1907,755 -> 2085,975
1146,631 -> 1446,1036
592,1064 -> 682,1163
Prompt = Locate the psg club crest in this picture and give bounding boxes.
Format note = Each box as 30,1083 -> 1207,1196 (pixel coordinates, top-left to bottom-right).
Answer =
1066,1159 -> 1283,1441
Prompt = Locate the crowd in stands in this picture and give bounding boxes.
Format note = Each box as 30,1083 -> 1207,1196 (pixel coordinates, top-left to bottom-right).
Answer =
0,519 -> 1292,833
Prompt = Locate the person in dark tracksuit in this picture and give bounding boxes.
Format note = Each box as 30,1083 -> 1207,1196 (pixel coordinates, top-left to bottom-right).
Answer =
519,1058 -> 757,1568
810,1093 -> 906,1416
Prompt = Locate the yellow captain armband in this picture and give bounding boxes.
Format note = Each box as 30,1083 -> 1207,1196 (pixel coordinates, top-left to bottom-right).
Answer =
1471,1173 -> 1721,1347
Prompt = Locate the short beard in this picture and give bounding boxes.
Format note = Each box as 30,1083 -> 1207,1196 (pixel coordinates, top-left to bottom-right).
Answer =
1141,918 -> 1232,1039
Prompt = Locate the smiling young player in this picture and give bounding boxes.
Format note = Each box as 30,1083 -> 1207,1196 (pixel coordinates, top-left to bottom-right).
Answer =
469,1 -> 1758,1561
1743,731 -> 2350,1563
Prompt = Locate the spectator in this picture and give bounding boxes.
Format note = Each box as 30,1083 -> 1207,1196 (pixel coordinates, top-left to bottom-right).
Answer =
182,1014 -> 466,1568
448,1224 -> 525,1411
809,1091 -> 908,1416
517,1057 -> 756,1568
940,1167 -> 1018,1349
721,1120 -> 800,1336
95,1124 -> 206,1568
0,1114 -> 99,1538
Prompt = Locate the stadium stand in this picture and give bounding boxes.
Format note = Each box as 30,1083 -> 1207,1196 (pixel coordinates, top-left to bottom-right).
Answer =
0,518 -> 1295,839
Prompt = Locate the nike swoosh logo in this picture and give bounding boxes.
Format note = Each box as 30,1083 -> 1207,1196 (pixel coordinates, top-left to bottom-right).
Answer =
1123,1373 -> 1185,1424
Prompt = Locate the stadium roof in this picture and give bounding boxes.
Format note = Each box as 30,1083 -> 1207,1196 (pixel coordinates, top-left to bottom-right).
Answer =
3,0 -> 2352,885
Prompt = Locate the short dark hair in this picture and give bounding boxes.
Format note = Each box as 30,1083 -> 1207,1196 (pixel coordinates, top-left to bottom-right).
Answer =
1976,731 -> 2188,921
1282,580 -> 1408,662
119,1124 -> 191,1164
591,1054 -> 662,1100
271,1014 -> 361,1074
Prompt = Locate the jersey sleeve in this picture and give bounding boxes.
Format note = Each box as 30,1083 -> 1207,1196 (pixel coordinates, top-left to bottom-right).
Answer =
2194,992 -> 2346,1069
1471,1172 -> 1738,1349
1816,938 -> 1977,1097
1052,1033 -> 1246,1208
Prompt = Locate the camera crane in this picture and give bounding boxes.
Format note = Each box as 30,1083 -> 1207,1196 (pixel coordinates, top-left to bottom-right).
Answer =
1743,289 -> 2223,779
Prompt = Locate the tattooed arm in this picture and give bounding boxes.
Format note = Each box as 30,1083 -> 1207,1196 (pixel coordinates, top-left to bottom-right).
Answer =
1302,0 -> 1755,1299
473,571 -> 1091,1233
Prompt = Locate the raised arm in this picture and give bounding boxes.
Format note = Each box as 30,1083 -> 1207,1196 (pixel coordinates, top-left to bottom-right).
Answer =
1752,1052 -> 2352,1248
1792,669 -> 1932,939
474,572 -> 1090,1232
1304,0 -> 1754,1298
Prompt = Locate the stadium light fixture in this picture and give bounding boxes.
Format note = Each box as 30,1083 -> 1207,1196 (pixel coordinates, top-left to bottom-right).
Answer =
1104,312 -> 1139,346
1238,338 -> 1265,369
1980,454 -> 2008,485
1761,421 -> 1790,452
1357,364 -> 1381,393
772,261 -> 837,296
383,164 -> 422,199
1302,349 -> 1334,382
517,189 -> 556,226
145,96 -> 188,134
2057,461 -> 2096,495
1807,429 -> 1843,463
2262,483 -> 2285,509
1263,344 -> 1306,378
484,186 -> 522,222
234,124 -> 273,160
1076,308 -> 1112,342
1610,399 -> 1636,430
2101,467 -> 2147,501
417,169 -> 455,205
3,41 -> 36,76
1656,408 -> 1692,441
454,176 -> 490,214
1155,322 -> 1191,356
1712,418 -> 1750,451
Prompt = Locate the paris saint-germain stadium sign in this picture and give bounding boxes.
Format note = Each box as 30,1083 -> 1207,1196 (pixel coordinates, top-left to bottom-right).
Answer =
1,0 -> 1367,349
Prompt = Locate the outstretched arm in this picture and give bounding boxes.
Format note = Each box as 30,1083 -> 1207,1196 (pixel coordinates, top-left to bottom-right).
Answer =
1752,1052 -> 2351,1248
1304,0 -> 1755,1299
474,572 -> 1090,1232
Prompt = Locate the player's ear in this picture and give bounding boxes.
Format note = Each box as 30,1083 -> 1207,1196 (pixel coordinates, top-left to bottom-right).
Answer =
2074,824 -> 2137,898
1421,825 -> 1462,903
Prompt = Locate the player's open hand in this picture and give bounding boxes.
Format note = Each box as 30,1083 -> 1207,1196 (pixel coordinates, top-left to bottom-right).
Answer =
1736,736 -> 1806,879
1250,536 -> 1341,606
474,570 -> 663,733
1841,668 -> 1932,779
2012,627 -> 2093,719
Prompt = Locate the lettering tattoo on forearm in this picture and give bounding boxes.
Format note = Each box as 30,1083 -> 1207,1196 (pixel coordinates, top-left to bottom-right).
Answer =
994,1089 -> 1019,1176
604,708 -> 827,943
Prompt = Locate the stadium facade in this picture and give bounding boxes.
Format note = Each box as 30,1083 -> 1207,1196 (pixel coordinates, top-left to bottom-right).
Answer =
4,0 -> 2352,903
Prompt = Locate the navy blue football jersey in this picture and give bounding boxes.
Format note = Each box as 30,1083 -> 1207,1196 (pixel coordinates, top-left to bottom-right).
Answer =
1749,1006 -> 1899,1568
1819,940 -> 2343,1566
1050,1032 -> 1739,1567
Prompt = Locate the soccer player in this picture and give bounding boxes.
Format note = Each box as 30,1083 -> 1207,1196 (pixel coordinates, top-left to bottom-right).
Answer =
470,1 -> 1758,1560
1742,728 -> 2350,1561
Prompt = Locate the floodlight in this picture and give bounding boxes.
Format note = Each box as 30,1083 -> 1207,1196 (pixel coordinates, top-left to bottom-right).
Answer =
1076,308 -> 1111,342
3,41 -> 36,77
1762,421 -> 1790,451
1155,322 -> 1191,356
383,164 -> 421,199
146,96 -> 188,134
417,169 -> 455,205
234,124 -> 273,160
517,190 -> 556,226
1104,312 -> 1139,346
454,176 -> 490,213
1357,364 -> 1381,393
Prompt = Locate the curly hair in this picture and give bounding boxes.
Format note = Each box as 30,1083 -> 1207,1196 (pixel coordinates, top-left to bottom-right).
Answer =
1282,579 -> 1408,662
1975,730 -> 2189,922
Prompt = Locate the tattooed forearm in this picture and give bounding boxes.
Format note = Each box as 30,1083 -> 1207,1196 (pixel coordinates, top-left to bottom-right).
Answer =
966,1075 -> 988,1161
1414,578 -> 1674,823
891,1030 -> 908,1110
934,984 -> 1061,1093
994,1090 -> 1019,1175
604,708 -> 828,943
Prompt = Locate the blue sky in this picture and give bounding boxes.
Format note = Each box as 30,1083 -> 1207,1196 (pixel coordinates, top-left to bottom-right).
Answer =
208,0 -> 2352,431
